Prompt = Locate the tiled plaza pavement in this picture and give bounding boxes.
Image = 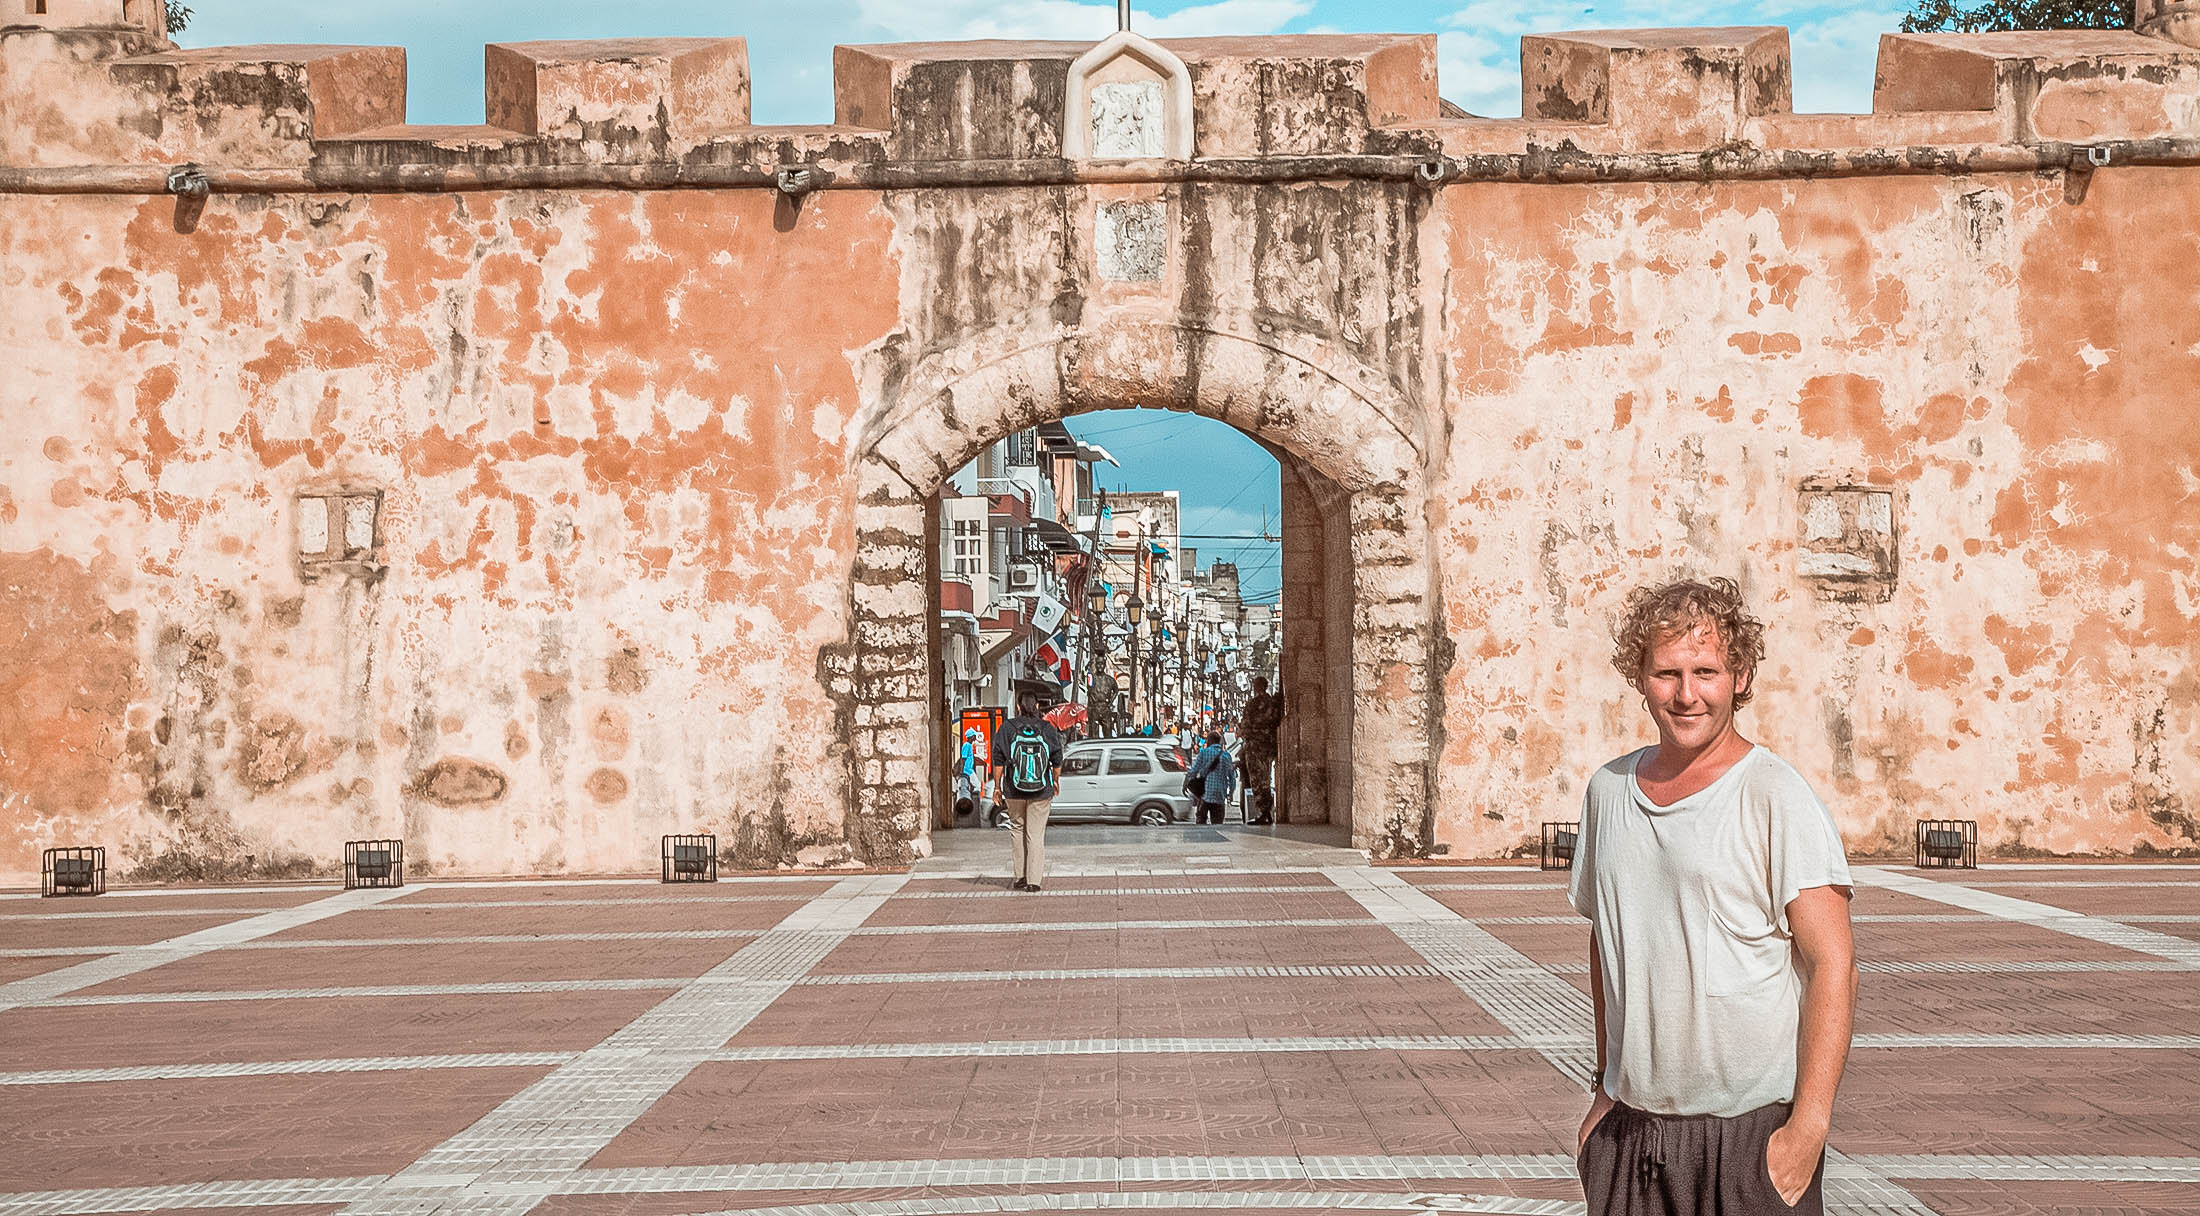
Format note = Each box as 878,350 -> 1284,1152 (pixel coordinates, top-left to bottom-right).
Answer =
3,828 -> 2198,1215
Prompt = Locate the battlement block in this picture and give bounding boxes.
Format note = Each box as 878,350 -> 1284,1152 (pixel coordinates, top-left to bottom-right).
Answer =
0,37 -> 403,167
1876,31 -> 2200,142
1172,35 -> 1438,157
835,41 -> 1078,160
1521,27 -> 1790,151
484,38 -> 749,155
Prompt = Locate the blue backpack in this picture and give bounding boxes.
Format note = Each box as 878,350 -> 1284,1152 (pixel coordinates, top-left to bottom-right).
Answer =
1006,724 -> 1051,794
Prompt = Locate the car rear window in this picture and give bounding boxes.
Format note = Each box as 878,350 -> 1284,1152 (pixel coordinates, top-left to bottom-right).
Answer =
1061,753 -> 1100,777
1158,747 -> 1187,772
1106,750 -> 1152,775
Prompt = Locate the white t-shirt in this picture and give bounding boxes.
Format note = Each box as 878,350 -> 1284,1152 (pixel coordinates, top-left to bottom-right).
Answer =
1567,745 -> 1852,1117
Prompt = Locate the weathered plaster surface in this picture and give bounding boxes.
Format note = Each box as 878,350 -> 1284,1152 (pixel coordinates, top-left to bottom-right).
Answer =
1,21 -> 2195,880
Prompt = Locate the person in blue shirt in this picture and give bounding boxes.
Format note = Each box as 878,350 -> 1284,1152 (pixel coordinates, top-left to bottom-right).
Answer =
1185,731 -> 1237,825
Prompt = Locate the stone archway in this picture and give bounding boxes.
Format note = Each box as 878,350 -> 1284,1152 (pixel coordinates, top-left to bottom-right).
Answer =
828,316 -> 1439,864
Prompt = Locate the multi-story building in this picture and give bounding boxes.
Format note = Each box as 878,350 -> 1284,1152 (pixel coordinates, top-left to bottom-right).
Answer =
936,424 -> 1112,723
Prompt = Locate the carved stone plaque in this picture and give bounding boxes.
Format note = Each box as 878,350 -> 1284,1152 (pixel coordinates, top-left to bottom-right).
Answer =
1095,200 -> 1166,282
1090,80 -> 1165,158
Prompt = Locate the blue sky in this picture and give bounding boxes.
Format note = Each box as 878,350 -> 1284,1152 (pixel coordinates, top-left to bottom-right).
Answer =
182,0 -> 1906,604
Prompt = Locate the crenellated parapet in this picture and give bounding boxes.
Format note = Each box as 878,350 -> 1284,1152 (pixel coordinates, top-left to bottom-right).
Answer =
5,8 -> 2200,181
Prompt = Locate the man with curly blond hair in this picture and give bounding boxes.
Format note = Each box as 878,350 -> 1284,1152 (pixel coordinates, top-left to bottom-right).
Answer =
1569,577 -> 1856,1215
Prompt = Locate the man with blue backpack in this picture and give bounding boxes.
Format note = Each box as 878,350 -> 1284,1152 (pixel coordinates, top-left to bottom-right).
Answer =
1186,731 -> 1236,824
990,692 -> 1065,891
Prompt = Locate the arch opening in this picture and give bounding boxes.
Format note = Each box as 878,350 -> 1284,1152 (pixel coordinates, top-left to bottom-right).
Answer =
920,408 -> 1354,848
831,323 -> 1440,866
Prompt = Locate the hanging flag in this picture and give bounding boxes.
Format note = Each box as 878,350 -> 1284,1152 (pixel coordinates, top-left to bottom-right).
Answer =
1029,593 -> 1067,636
1033,634 -> 1073,685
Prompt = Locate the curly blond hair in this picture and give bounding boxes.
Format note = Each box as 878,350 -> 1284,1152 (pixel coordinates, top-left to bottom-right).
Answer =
1611,577 -> 1767,709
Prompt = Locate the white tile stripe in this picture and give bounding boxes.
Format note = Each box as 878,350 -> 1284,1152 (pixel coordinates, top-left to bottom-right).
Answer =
11,1028 -> 2195,1087
902,884 -> 1346,899
330,872 -> 907,1216
8,1153 -> 2200,1216
31,978 -> 689,1006
1951,879 -> 2200,888
663,1195 -> 1581,1216
1855,866 -> 2200,966
846,917 -> 1376,935
0,886 -> 413,1013
6,912 -> 2080,963
801,964 -> 1444,984
222,930 -> 765,949
0,1052 -> 576,1085
0,909 -> 256,921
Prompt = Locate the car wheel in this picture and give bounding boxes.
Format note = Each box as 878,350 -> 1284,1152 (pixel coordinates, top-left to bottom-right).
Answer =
1133,802 -> 1172,826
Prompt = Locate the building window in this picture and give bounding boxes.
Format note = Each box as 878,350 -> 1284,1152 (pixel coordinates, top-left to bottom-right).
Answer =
952,519 -> 982,578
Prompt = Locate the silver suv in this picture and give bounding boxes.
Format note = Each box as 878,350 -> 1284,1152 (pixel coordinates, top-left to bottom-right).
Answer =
991,738 -> 1194,826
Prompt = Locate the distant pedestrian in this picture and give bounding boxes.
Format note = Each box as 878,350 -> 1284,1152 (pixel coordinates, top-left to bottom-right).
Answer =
1572,577 -> 1856,1215
953,726 -> 982,817
1240,676 -> 1282,824
991,692 -> 1064,892
1186,731 -> 1235,825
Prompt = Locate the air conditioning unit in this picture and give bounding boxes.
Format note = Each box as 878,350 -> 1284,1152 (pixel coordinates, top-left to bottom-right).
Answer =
1007,567 -> 1040,592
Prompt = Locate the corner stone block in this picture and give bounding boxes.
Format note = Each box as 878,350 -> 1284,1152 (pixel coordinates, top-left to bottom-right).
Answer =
1521,26 -> 1790,151
486,38 -> 749,149
1874,31 -> 2200,142
99,44 -> 406,165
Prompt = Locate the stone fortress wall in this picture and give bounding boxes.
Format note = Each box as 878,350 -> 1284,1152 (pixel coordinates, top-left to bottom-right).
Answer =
1,0 -> 2196,883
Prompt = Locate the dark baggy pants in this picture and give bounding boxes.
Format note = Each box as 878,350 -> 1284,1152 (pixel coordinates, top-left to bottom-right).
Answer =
1580,1100 -> 1826,1215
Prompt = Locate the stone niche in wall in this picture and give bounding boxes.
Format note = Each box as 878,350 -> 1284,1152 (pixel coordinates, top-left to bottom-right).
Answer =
1063,29 -> 1195,159
1797,481 -> 1898,603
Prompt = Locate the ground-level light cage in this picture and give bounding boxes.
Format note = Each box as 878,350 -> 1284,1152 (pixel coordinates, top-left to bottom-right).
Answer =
344,839 -> 404,889
1540,822 -> 1579,872
1914,819 -> 1977,869
42,847 -> 105,897
662,834 -> 718,883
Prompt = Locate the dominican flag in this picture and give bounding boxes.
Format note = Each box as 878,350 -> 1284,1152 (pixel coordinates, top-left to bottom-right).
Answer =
1033,634 -> 1073,685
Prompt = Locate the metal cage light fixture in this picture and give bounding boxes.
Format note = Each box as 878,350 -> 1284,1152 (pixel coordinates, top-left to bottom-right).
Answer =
343,839 -> 404,889
41,846 -> 105,897
662,834 -> 718,883
1914,819 -> 1977,869
1540,822 -> 1579,871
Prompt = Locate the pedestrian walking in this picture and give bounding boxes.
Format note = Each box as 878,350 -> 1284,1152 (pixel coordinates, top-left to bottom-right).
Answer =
1572,577 -> 1856,1215
990,692 -> 1065,891
953,726 -> 982,817
1185,731 -> 1235,825
1240,676 -> 1282,823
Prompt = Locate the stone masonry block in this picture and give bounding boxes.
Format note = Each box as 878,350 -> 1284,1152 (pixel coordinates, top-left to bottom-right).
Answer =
486,38 -> 749,150
1874,30 -> 2200,142
86,44 -> 406,166
1522,27 -> 1790,151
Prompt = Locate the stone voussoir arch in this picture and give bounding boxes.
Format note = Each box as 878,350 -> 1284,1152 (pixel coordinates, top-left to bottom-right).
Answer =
829,316 -> 1441,864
